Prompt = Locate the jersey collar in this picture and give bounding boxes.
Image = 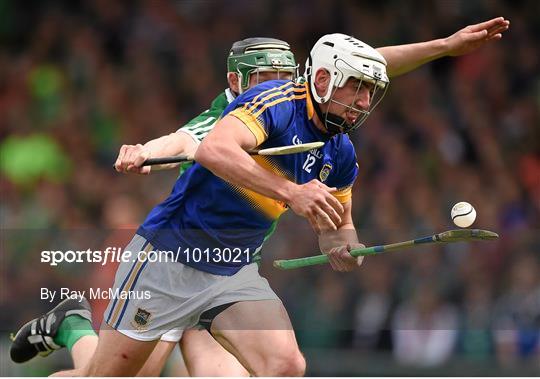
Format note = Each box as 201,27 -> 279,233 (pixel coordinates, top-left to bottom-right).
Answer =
225,88 -> 236,104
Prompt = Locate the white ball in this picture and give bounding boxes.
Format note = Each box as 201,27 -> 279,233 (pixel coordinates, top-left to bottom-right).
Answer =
451,201 -> 477,228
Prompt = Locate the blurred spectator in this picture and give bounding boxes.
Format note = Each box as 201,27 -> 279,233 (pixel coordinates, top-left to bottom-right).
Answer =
456,279 -> 495,361
0,133 -> 71,188
352,259 -> 394,351
392,285 -> 459,366
296,271 -> 351,349
493,254 -> 540,367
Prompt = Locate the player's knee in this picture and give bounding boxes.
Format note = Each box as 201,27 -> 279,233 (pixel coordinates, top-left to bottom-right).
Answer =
276,351 -> 305,377
288,352 -> 306,376
259,349 -> 305,377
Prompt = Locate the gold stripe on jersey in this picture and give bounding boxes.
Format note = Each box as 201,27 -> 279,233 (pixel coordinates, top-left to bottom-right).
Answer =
252,92 -> 307,118
332,186 -> 353,204
229,88 -> 307,146
247,81 -> 293,105
245,83 -> 306,115
230,156 -> 291,219
304,82 -> 315,120
244,81 -> 296,113
229,109 -> 267,146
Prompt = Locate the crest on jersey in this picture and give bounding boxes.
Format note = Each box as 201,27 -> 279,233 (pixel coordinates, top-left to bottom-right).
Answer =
131,308 -> 151,330
319,163 -> 333,182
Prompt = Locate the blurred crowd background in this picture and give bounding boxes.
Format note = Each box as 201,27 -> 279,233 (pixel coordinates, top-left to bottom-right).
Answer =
1,0 -> 539,376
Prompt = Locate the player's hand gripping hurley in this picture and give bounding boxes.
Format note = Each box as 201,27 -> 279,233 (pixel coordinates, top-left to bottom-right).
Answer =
273,229 -> 499,270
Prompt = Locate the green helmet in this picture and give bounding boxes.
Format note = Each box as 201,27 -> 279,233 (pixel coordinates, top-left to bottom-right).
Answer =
227,37 -> 298,93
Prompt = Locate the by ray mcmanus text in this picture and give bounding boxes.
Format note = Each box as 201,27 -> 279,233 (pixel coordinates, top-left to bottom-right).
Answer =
41,287 -> 151,303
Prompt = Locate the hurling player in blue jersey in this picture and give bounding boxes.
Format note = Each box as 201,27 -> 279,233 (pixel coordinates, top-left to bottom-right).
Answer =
102,34 -> 376,376
10,17 -> 510,377
112,35 -> 387,377
100,35 -> 389,377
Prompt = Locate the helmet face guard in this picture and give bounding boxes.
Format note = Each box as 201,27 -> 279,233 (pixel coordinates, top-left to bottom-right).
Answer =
227,38 -> 298,93
305,33 -> 390,134
320,59 -> 388,134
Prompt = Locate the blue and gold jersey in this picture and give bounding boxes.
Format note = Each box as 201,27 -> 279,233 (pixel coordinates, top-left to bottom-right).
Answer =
138,80 -> 358,275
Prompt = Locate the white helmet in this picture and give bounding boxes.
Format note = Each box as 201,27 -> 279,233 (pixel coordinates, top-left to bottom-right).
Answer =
305,33 -> 390,133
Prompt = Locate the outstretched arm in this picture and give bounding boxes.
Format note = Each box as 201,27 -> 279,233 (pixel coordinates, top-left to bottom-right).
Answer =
114,131 -> 198,174
114,100 -> 224,174
378,17 -> 510,77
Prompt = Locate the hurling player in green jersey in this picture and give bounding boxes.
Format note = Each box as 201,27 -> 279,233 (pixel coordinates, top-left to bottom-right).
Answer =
114,37 -> 298,177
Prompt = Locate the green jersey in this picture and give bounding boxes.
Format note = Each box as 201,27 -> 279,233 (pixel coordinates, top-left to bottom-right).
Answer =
177,89 -> 234,175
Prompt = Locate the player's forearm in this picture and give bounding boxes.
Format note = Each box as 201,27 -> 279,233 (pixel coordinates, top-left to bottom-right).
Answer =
143,132 -> 195,157
142,132 -> 197,170
195,141 -> 298,203
377,38 -> 448,77
318,223 -> 359,253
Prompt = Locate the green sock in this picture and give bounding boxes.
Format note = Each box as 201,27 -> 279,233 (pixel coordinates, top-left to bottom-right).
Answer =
53,315 -> 97,351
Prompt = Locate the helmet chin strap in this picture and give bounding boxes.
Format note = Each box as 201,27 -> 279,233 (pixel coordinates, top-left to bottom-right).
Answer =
308,86 -> 346,136
307,54 -> 347,136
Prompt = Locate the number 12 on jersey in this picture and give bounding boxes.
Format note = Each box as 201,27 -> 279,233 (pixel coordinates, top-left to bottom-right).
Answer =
302,154 -> 316,173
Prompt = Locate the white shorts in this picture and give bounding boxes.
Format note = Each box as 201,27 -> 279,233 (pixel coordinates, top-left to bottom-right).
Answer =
160,328 -> 183,343
104,235 -> 279,341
